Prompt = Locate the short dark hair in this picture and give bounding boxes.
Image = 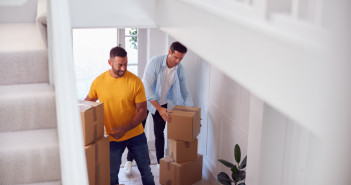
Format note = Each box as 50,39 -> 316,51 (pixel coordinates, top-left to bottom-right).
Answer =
170,41 -> 187,54
110,46 -> 127,58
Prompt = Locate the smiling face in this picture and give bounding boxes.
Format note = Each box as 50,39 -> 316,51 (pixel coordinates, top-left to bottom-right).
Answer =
108,56 -> 128,78
167,50 -> 185,68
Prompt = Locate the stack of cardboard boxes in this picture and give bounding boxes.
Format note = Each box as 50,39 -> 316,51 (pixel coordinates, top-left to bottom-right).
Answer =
160,105 -> 203,185
78,100 -> 110,185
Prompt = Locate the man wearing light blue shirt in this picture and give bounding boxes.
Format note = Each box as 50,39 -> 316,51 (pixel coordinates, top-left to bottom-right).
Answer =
142,41 -> 193,164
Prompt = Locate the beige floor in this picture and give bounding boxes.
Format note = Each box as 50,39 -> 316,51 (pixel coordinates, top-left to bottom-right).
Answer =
118,150 -> 209,185
118,150 -> 160,185
118,163 -> 161,185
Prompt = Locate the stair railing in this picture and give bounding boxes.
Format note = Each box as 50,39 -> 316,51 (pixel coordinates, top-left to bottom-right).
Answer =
47,0 -> 89,184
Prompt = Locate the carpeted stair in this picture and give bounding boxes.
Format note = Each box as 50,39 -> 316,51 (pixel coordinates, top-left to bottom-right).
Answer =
0,0 -> 61,184
0,23 -> 49,85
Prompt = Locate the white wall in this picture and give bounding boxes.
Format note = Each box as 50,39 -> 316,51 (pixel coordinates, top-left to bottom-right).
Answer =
180,43 -> 256,185
63,0 -> 351,183
246,95 -> 264,185
138,29 -> 147,78
69,0 -> 156,28
144,30 -> 255,185
156,1 -> 351,184
258,105 -> 289,185
248,103 -> 318,185
152,27 -> 349,185
155,0 -> 351,157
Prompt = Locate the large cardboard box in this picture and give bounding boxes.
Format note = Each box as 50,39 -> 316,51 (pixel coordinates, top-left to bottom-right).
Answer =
160,154 -> 203,185
169,138 -> 198,163
85,136 -> 110,185
168,106 -> 201,142
79,100 -> 104,145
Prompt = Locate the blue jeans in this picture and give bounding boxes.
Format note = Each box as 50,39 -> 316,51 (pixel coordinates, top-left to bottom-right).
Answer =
110,132 -> 155,185
127,112 -> 148,162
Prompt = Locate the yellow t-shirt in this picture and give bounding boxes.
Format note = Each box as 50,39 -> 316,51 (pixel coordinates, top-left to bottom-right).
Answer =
88,70 -> 146,142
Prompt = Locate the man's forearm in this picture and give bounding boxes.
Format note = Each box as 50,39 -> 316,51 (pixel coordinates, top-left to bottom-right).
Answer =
150,100 -> 162,111
109,102 -> 147,140
150,99 -> 172,122
124,108 -> 147,132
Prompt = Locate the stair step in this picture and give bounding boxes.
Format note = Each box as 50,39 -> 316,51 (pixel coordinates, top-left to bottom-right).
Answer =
0,83 -> 57,132
0,0 -> 38,24
18,181 -> 61,185
0,23 -> 49,85
0,129 -> 61,185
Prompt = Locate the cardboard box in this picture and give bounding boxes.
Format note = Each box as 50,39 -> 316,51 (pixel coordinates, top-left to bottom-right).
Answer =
85,145 -> 96,185
173,105 -> 201,121
169,138 -> 198,163
79,100 -> 104,145
168,106 -> 201,142
160,154 -> 203,185
85,136 -> 110,185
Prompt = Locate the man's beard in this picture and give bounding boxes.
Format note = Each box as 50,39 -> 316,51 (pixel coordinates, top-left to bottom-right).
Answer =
113,69 -> 126,77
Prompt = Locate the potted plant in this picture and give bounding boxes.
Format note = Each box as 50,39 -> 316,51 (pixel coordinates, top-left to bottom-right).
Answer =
217,144 -> 247,185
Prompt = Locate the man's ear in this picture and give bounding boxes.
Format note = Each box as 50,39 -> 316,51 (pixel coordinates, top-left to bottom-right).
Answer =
108,59 -> 112,66
168,49 -> 172,55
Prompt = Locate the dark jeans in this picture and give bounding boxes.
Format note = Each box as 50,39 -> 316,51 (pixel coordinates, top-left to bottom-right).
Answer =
152,104 -> 167,164
110,133 -> 155,185
126,112 -> 148,162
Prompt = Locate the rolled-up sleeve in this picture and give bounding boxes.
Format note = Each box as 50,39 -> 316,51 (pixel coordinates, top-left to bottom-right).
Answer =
142,58 -> 157,102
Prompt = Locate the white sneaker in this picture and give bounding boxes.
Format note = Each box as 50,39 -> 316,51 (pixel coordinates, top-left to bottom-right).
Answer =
124,161 -> 132,175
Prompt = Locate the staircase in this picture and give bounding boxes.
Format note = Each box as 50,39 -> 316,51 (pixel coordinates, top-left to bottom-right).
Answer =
0,0 -> 61,184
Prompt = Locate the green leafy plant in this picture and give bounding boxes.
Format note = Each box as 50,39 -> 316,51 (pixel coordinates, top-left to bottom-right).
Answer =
128,29 -> 138,49
217,144 -> 247,185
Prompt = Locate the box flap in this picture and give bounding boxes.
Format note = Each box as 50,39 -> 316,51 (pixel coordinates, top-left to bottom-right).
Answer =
173,105 -> 201,120
78,100 -> 103,112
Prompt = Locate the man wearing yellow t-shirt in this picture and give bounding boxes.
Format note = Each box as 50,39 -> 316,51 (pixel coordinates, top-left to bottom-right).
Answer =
85,46 -> 155,185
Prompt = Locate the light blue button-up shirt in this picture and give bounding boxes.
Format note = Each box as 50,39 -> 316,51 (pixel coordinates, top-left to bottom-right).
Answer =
142,54 -> 194,114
